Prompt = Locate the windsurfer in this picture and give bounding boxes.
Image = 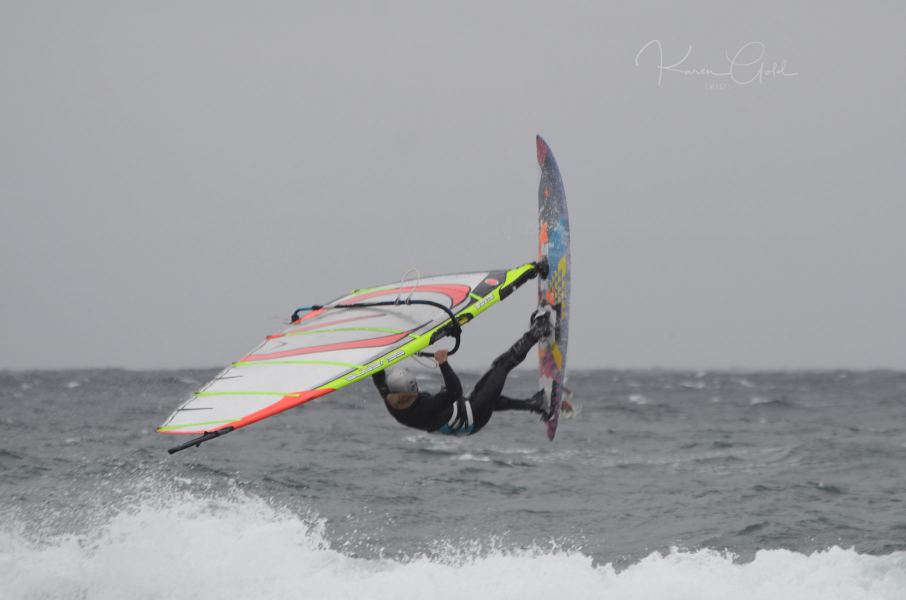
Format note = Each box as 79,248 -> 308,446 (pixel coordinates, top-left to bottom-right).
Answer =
371,312 -> 553,435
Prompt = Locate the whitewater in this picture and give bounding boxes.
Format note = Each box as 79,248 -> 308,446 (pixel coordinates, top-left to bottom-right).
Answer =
1,369 -> 905,599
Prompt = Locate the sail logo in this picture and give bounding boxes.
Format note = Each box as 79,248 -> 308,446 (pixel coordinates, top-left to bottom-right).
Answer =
346,349 -> 407,381
473,294 -> 495,311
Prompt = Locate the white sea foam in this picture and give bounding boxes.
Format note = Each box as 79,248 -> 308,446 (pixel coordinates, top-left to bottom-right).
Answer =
680,381 -> 706,390
455,453 -> 491,462
750,395 -> 782,406
1,490 -> 904,600
628,393 -> 649,405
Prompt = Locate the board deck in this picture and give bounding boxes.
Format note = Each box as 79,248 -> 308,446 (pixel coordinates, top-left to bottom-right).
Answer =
536,135 -> 571,441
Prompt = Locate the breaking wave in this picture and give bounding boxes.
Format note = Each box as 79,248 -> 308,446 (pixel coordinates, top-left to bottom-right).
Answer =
1,486 -> 904,600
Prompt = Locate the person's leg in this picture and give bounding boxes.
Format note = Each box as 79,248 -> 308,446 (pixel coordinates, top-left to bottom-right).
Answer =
490,320 -> 548,371
493,391 -> 545,413
468,319 -> 550,431
467,366 -> 508,432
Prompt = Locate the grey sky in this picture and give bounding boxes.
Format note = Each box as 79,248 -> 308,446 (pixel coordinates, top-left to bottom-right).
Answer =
1,1 -> 904,370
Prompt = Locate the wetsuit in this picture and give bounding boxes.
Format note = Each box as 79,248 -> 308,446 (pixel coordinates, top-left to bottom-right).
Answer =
460,327 -> 541,434
372,363 -> 462,432
371,326 -> 544,436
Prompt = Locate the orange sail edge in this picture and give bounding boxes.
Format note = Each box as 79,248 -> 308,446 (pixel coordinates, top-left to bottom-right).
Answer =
161,388 -> 335,437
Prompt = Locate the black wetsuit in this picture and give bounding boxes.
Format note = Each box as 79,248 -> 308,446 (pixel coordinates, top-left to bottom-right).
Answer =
372,327 -> 542,435
372,363 -> 462,432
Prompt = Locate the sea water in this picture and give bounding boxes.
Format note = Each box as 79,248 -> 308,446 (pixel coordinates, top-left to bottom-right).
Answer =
1,369 -> 905,599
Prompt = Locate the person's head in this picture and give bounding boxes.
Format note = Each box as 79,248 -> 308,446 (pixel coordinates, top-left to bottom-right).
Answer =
386,367 -> 418,394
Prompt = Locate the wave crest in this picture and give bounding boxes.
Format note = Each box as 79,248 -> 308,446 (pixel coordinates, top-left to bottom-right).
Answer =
1,488 -> 904,600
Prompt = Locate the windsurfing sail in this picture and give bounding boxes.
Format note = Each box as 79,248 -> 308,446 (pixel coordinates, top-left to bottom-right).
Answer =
159,262 -> 539,453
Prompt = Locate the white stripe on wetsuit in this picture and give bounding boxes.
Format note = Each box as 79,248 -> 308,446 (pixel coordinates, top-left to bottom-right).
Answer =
463,400 -> 474,427
445,399 -> 474,430
446,402 -> 459,428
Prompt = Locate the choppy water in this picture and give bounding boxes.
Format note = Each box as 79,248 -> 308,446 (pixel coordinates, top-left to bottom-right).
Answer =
1,368 -> 905,599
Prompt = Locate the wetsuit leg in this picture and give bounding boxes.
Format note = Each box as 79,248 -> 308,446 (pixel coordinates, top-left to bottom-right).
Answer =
490,329 -> 539,371
468,329 -> 541,432
494,393 -> 544,412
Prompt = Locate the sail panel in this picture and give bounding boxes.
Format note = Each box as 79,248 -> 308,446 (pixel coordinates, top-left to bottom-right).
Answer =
158,266 -> 532,436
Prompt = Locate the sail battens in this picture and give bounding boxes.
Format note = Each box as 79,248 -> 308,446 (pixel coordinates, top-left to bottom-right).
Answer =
157,267 -> 532,436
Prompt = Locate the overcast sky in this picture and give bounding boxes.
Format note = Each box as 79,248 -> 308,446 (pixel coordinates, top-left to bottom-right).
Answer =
1,1 -> 904,370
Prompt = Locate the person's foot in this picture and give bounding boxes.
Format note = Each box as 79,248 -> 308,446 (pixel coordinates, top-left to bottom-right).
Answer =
528,389 -> 552,420
529,309 -> 552,339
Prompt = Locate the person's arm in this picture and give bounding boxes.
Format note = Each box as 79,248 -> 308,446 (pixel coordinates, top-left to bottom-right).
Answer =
372,370 -> 391,400
435,350 -> 462,400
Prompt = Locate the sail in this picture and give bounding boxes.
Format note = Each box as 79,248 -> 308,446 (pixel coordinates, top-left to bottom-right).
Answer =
158,263 -> 537,437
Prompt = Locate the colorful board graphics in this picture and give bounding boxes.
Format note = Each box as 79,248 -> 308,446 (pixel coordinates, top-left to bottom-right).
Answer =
536,136 -> 571,441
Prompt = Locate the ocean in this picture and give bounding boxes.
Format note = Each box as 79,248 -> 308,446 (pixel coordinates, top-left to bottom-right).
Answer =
1,368 -> 904,599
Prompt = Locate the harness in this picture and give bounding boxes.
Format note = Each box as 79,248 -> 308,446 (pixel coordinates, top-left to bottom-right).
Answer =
437,398 -> 474,436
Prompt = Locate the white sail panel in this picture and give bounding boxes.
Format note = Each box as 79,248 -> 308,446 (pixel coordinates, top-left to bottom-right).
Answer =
158,271 -> 499,435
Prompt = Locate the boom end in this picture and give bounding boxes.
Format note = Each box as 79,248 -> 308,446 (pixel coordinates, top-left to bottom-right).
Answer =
167,426 -> 235,455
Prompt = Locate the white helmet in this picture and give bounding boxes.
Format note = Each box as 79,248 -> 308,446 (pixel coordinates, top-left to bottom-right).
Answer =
386,367 -> 418,393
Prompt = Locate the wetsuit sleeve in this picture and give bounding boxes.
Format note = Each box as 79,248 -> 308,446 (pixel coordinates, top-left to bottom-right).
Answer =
372,371 -> 390,400
439,362 -> 462,400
